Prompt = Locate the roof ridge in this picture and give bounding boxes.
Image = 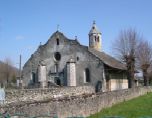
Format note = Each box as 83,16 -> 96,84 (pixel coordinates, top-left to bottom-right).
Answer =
88,48 -> 126,70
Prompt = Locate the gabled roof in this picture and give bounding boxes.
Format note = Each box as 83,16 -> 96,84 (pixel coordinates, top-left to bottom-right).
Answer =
25,30 -> 126,71
53,31 -> 126,70
47,31 -> 80,45
88,48 -> 126,70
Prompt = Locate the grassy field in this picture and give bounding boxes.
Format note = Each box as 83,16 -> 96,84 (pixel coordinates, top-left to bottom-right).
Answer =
88,92 -> 152,118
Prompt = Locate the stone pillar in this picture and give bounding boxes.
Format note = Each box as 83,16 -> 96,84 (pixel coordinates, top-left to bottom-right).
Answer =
38,62 -> 47,88
67,59 -> 76,86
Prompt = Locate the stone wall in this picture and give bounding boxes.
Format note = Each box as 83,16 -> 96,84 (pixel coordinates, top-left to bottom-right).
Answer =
56,87 -> 152,118
4,86 -> 95,104
1,87 -> 152,118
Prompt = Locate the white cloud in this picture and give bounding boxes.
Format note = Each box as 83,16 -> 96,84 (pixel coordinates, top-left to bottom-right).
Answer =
15,35 -> 25,40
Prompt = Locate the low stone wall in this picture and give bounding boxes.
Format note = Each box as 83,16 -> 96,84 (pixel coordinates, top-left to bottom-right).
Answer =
56,87 -> 152,117
1,86 -> 152,118
4,85 -> 95,104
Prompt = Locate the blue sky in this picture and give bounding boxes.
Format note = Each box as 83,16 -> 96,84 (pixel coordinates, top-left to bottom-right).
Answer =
0,0 -> 152,68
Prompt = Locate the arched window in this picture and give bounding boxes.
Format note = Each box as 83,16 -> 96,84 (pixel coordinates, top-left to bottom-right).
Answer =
94,36 -> 96,41
54,64 -> 58,73
84,68 -> 90,83
97,36 -> 100,42
32,72 -> 36,83
56,38 -> 59,45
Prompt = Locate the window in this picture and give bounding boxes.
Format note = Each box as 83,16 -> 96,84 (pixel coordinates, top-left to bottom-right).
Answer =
54,64 -> 58,73
97,36 -> 99,42
32,72 -> 36,83
56,38 -> 59,45
54,52 -> 61,61
84,68 -> 90,83
77,57 -> 79,61
94,36 -> 96,41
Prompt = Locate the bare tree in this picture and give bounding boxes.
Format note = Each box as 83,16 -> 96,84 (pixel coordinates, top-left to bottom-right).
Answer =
0,62 -> 5,87
0,58 -> 17,87
136,40 -> 152,86
113,28 -> 141,88
4,58 -> 13,85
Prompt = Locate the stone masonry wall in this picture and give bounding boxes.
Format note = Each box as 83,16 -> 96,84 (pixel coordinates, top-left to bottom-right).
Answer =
4,85 -> 95,104
56,87 -> 152,118
1,87 -> 152,118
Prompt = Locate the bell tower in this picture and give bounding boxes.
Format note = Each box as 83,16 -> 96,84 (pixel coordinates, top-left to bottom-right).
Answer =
89,21 -> 102,51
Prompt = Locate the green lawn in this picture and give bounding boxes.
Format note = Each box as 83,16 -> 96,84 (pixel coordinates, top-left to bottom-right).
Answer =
88,92 -> 152,118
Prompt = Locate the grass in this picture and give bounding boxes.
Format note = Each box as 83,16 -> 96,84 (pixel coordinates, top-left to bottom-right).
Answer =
88,92 -> 152,118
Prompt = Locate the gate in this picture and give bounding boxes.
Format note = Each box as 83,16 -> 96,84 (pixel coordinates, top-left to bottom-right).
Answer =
0,88 -> 5,104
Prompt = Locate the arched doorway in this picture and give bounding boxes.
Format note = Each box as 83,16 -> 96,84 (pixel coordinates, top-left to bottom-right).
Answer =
95,81 -> 102,92
56,78 -> 61,86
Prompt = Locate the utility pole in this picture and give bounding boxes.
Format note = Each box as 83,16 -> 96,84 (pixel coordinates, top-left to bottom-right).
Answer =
19,54 -> 22,88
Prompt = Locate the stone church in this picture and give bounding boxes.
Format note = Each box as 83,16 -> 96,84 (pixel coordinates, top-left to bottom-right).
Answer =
22,22 -> 128,91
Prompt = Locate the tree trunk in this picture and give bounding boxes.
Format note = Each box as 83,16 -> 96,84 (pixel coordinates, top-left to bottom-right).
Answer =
131,58 -> 135,88
127,55 -> 135,88
143,69 -> 149,86
127,70 -> 132,88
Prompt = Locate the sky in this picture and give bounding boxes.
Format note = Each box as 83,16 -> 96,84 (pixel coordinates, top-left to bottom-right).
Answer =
0,0 -> 152,68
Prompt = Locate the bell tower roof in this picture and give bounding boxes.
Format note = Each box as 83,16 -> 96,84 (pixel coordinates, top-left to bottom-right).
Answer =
89,21 -> 101,35
88,21 -> 102,52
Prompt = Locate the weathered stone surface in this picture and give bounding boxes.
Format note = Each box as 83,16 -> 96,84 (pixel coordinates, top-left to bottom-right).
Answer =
1,87 -> 152,118
4,86 -> 95,104
22,31 -> 105,89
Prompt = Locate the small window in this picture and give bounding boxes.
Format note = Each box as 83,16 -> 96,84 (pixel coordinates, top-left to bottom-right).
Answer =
77,57 -> 79,61
54,64 -> 58,73
84,68 -> 90,83
32,72 -> 36,83
94,36 -> 96,41
56,38 -> 59,45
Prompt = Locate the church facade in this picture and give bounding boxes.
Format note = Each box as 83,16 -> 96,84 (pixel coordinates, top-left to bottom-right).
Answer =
22,22 -> 128,91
